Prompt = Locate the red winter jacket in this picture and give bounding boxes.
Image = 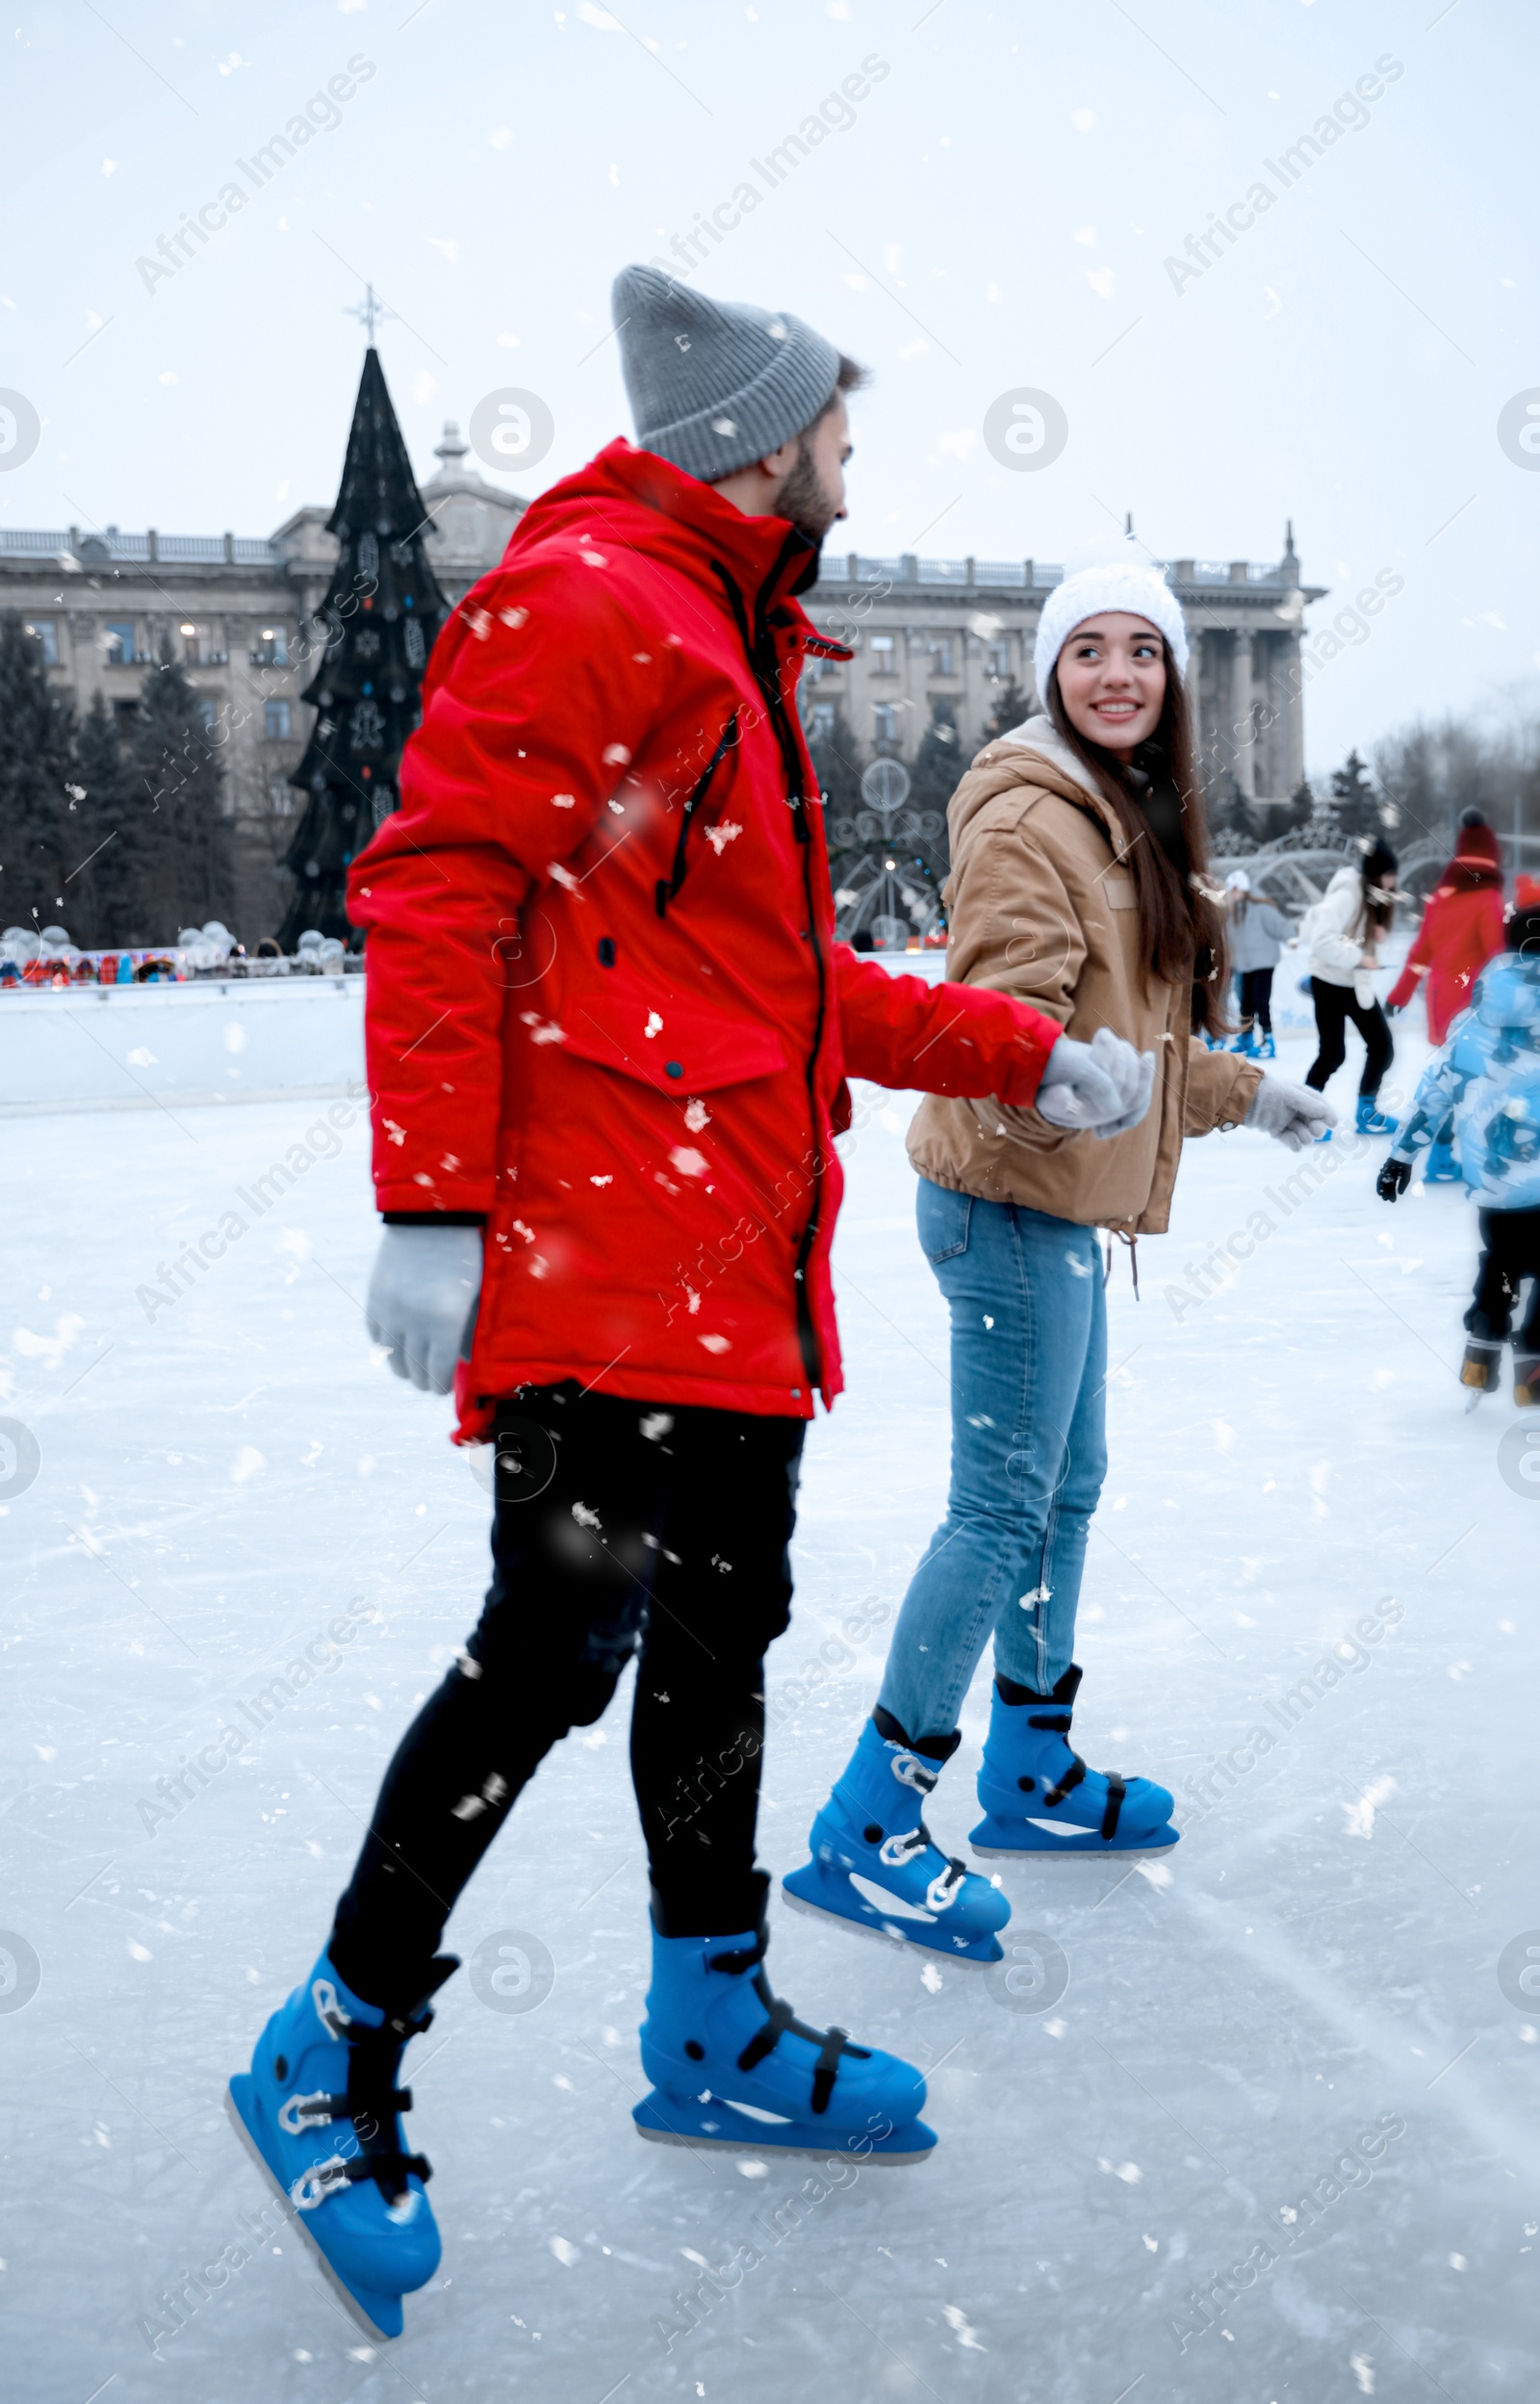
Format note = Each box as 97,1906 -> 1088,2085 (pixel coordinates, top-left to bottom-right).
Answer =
1387,862 -> 1504,1044
347,441 -> 1060,1437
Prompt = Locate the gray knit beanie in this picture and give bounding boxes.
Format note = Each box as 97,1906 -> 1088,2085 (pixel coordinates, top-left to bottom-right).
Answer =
612,263 -> 841,483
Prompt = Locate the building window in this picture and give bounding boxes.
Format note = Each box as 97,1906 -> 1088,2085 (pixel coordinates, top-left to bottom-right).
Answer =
195,699 -> 218,734
807,655 -> 840,683
251,624 -> 289,667
268,778 -> 296,816
808,703 -> 835,740
929,636 -> 956,677
873,703 -> 898,744
178,619 -> 217,665
264,700 -> 292,739
24,618 -> 58,665
987,641 -> 1011,679
869,634 -> 896,675
105,621 -> 137,666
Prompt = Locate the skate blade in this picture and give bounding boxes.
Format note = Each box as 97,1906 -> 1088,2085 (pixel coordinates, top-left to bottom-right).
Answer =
633,2089 -> 936,2164
970,1818 -> 1180,1859
780,1871 -> 1004,1966
1462,1385 -> 1491,1411
224,2081 -> 403,2342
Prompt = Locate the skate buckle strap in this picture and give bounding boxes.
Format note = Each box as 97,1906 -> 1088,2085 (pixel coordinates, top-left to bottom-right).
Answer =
291,2154 -> 354,2211
1042,1755 -> 1088,1810
278,2085 -> 413,2134
889,1751 -> 937,1794
732,1967 -> 871,2116
311,1977 -> 354,2037
706,1927 -> 770,1978
277,2088 -> 342,2135
328,1999 -> 443,2205
1100,1775 -> 1127,1843
1026,1710 -> 1073,1732
810,2025 -> 848,2117
881,1822 -> 968,1912
925,1860 -> 967,1913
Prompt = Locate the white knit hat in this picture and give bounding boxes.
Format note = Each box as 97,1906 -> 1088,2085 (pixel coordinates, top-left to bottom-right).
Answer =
1034,562 -> 1189,699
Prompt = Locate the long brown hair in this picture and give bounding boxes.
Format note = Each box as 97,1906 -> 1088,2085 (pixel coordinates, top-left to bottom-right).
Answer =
1045,639 -> 1230,1033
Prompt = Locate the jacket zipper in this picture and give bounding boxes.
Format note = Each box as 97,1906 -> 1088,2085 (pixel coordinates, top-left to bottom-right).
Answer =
654,711 -> 739,918
712,540 -> 829,1391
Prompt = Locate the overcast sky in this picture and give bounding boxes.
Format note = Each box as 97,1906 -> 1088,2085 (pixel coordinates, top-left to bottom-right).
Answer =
6,0 -> 1535,779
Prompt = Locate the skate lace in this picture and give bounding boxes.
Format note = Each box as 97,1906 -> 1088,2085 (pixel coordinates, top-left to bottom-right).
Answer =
708,1934 -> 873,2116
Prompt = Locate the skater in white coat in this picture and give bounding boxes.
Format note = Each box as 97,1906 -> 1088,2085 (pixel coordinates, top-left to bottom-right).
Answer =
1299,842 -> 1399,1135
783,564 -> 1338,1962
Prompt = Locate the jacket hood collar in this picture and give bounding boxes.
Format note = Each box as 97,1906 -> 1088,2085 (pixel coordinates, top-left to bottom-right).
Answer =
947,711 -> 1116,848
504,436 -> 820,621
993,712 -> 1107,800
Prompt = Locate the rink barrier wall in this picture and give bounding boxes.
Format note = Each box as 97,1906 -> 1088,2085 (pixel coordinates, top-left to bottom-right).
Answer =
0,953 -> 947,1114
1,939 -> 1396,1116
0,976 -> 366,1113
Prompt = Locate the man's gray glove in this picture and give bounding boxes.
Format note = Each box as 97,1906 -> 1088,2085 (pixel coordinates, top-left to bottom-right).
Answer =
366,1224 -> 483,1394
1245,1074 -> 1336,1152
1036,1025 -> 1156,1138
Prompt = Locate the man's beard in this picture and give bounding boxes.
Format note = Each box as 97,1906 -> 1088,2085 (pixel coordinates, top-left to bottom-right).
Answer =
773,432 -> 839,548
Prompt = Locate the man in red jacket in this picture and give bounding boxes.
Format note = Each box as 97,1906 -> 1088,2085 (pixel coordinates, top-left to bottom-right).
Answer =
227,265 -> 1148,2339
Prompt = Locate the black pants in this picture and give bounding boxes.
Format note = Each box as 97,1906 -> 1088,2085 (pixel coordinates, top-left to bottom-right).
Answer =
1305,977 -> 1393,1098
1466,1207 -> 1540,1348
330,1383 -> 805,2002
1237,967 -> 1275,1036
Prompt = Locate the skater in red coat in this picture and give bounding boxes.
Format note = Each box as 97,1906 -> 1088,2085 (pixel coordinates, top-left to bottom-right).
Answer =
1387,810 -> 1505,1044
226,264 -> 1154,2340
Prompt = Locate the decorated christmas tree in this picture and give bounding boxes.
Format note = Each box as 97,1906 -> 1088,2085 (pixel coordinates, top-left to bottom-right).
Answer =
278,345 -> 447,946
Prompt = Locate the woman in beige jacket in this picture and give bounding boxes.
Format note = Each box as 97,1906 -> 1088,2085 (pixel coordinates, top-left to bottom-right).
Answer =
783,565 -> 1333,1962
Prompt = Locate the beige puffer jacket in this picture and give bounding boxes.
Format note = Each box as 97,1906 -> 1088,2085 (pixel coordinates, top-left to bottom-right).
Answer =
907,717 -> 1264,1235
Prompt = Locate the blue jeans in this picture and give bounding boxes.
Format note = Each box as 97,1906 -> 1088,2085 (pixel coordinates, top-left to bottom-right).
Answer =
876,1181 -> 1109,1742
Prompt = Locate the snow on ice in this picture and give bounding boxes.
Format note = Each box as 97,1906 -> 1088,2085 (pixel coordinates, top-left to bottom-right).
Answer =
3,1013 -> 1538,2401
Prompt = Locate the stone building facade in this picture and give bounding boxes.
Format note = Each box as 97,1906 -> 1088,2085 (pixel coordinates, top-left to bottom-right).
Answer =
3,438 -> 1322,940
799,530 -> 1324,807
0,426 -> 523,943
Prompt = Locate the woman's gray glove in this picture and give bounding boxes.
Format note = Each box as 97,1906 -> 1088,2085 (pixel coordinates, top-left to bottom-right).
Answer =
1036,1026 -> 1156,1138
1245,1074 -> 1336,1151
366,1224 -> 483,1393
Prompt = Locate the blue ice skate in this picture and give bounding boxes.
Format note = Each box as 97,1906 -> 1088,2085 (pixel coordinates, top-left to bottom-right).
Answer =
633,1913 -> 936,2164
971,1667 -> 1178,1858
1257,1033 -> 1276,1060
1355,1096 -> 1399,1137
226,1947 -> 455,2339
782,1715 -> 1009,1964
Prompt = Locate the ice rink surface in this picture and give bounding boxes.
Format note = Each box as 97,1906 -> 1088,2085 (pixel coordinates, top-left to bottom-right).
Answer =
4,1013 -> 1538,2403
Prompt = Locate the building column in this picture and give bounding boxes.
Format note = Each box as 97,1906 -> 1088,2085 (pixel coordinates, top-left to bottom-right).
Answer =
1230,629 -> 1255,798
1280,630 -> 1305,795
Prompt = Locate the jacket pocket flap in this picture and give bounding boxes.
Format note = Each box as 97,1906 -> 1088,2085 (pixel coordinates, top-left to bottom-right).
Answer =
555,988 -> 789,1095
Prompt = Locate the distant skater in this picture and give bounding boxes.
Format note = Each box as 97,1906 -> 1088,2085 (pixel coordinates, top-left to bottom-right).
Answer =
1223,868 -> 1294,1058
1378,881 -> 1540,1406
1387,809 -> 1505,1045
1300,839 -> 1399,1136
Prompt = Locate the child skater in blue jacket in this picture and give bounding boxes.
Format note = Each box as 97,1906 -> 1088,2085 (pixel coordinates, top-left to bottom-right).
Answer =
1377,889 -> 1540,1405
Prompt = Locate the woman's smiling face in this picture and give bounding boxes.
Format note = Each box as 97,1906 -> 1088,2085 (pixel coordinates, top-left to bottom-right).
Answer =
1054,612 -> 1167,759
